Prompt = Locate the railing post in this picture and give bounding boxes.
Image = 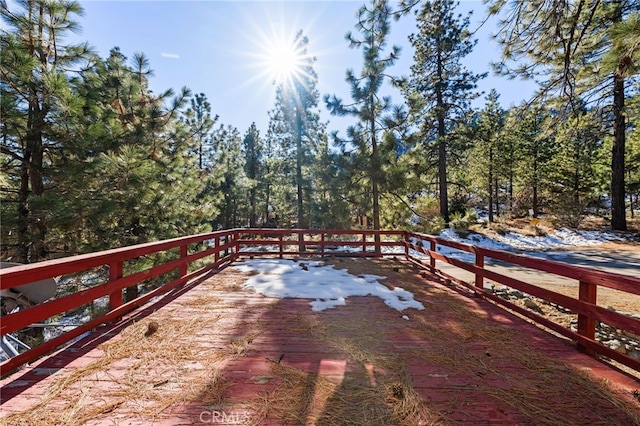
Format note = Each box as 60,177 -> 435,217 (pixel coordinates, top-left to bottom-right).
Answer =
475,251 -> 484,290
429,240 -> 436,272
577,280 -> 597,354
214,235 -> 220,263
279,233 -> 283,259
321,233 -> 325,258
362,232 -> 367,256
403,232 -> 409,260
109,261 -> 123,312
180,244 -> 188,279
234,231 -> 240,260
298,230 -> 306,253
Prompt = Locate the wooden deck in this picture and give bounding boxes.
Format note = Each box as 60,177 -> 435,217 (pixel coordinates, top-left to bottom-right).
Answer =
1,258 -> 639,425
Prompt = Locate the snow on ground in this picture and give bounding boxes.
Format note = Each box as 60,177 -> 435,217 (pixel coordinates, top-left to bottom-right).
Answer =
232,259 -> 424,313
411,226 -> 632,264
439,227 -> 626,252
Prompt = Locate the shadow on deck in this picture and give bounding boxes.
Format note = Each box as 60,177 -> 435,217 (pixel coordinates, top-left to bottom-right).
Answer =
1,258 -> 639,425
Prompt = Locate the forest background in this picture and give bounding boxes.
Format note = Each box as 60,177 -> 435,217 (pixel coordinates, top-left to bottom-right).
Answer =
1,0 -> 639,266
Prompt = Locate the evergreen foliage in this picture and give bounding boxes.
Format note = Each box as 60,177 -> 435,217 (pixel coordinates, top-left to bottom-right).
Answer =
266,30 -> 325,229
325,0 -> 401,239
400,0 -> 485,224
1,0 -> 637,266
486,0 -> 640,230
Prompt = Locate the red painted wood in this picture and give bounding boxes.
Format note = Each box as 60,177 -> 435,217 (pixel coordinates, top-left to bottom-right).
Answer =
108,261 -> 123,312
237,239 -> 402,250
475,252 -> 484,289
481,266 -> 640,335
407,231 -> 640,294
0,230 -> 232,289
2,263 -> 637,424
1,228 -> 639,375
0,257 -> 232,376
577,280 -> 598,354
407,240 -> 640,334
478,246 -> 640,294
405,234 -> 640,372
179,245 -> 188,278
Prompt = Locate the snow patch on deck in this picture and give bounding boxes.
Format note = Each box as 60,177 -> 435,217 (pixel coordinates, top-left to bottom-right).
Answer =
232,259 -> 425,313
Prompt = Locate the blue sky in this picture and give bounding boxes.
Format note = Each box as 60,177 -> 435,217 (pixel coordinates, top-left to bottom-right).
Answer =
67,0 -> 536,137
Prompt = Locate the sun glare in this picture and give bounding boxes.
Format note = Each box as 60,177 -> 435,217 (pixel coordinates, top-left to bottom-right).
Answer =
266,41 -> 302,84
242,6 -> 330,97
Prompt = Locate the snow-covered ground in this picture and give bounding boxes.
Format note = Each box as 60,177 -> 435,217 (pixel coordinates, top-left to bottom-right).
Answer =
426,227 -> 634,264
439,227 -> 627,252
232,259 -> 424,315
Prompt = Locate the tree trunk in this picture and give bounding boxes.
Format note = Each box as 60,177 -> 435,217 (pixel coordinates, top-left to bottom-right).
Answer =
265,185 -> 271,226
371,102 -> 381,255
19,80 -> 48,262
494,179 -> 500,217
125,286 -> 139,302
295,109 -> 306,251
30,142 -> 46,260
488,148 -> 494,223
436,50 -> 449,224
611,71 -> 627,231
249,186 -> 257,228
532,144 -> 539,217
295,109 -> 304,229
508,156 -> 514,216
18,157 -> 31,264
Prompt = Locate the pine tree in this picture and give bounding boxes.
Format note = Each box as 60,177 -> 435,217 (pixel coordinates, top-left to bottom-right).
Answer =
509,104 -> 556,217
400,0 -> 484,224
626,86 -> 640,217
211,125 -> 247,228
183,93 -> 218,170
487,0 -> 640,230
67,48 -> 213,266
310,132 -> 351,228
547,102 -> 606,222
267,30 -> 323,230
243,123 -> 263,227
325,0 -> 400,248
469,90 -> 506,222
1,0 -> 91,262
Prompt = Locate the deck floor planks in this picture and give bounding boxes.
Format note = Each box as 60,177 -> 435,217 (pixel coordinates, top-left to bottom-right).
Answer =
1,258 -> 639,425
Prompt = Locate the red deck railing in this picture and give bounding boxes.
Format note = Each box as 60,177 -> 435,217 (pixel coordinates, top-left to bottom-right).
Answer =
404,232 -> 640,372
1,228 -> 638,377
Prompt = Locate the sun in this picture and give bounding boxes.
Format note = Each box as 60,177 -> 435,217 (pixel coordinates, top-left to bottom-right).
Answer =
266,43 -> 302,82
243,9 -> 325,97
264,39 -> 304,85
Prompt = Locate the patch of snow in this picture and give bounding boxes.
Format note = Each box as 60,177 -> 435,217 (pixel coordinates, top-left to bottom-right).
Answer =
438,227 -> 625,252
232,259 -> 425,313
474,208 -> 489,223
240,245 -> 279,253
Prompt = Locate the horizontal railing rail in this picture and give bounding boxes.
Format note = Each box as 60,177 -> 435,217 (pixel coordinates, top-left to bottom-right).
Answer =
405,231 -> 640,372
235,228 -> 405,258
0,230 -> 240,376
1,228 -> 638,376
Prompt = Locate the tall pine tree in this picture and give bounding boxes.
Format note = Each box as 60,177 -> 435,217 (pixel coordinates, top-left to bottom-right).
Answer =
267,30 -> 323,230
400,0 -> 484,224
1,0 -> 91,262
243,123 -> 263,227
325,0 -> 400,247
